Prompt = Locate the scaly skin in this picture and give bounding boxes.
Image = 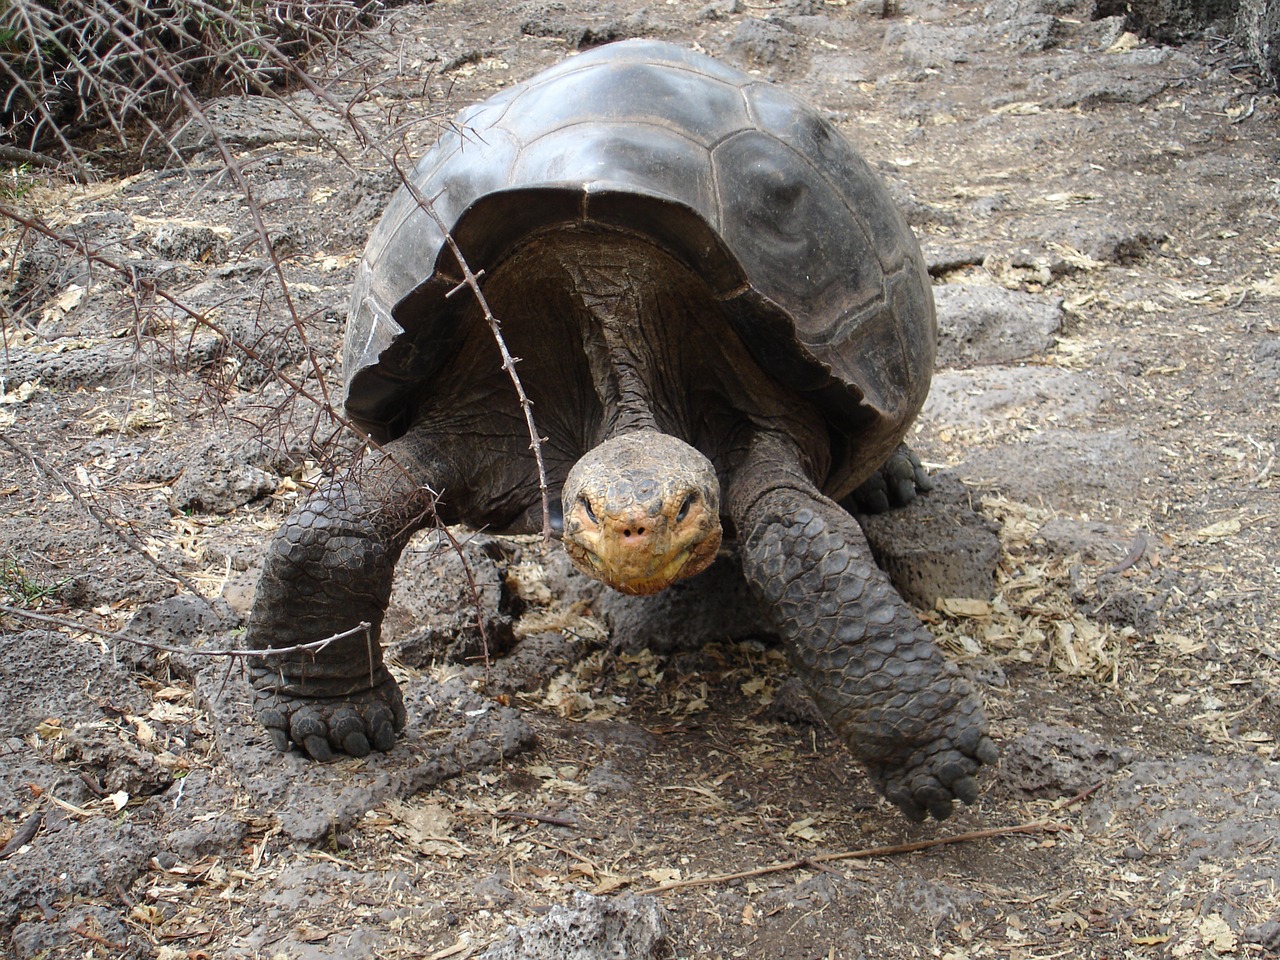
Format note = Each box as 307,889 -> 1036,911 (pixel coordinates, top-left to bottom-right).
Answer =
244,445 -> 439,760
732,455 -> 996,821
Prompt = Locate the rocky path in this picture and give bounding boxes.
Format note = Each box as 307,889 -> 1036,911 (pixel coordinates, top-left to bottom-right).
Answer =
1,1 -> 1277,957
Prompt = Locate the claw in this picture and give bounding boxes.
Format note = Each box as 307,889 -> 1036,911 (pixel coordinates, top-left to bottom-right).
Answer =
251,671 -> 407,760
886,782 -> 927,822
266,725 -> 291,753
977,737 -> 1000,765
952,774 -> 980,805
342,732 -> 372,757
927,795 -> 954,821
302,734 -> 334,762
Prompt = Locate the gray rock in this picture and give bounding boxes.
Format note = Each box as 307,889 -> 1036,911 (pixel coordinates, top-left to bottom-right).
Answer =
855,473 -> 1001,606
200,666 -> 535,842
883,22 -> 975,68
474,870 -> 519,905
984,0 -> 1092,18
12,906 -> 134,960
140,219 -> 229,263
0,630 -> 151,740
169,93 -> 348,156
1244,920 -> 1280,952
0,818 -> 157,932
519,4 -> 647,47
922,366 -> 1105,429
1005,14 -> 1063,51
386,531 -> 518,665
171,441 -> 278,514
482,631 -> 585,695
2,338 -> 151,389
1237,0 -> 1278,85
698,0 -> 742,21
127,594 -> 231,644
1001,723 -> 1133,799
164,811 -> 250,862
1041,218 -> 1167,263
586,759 -> 635,795
1043,71 -> 1170,108
957,427 -> 1156,513
921,242 -> 986,275
932,284 -> 1064,365
478,892 -> 669,960
1035,517 -> 1137,563
728,17 -> 801,69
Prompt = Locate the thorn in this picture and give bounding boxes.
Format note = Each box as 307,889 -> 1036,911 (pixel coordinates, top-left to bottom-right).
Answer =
446,269 -> 484,298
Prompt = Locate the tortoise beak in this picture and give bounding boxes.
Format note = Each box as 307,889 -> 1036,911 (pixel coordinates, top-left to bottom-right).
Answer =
568,506 -> 721,599
567,504 -> 720,596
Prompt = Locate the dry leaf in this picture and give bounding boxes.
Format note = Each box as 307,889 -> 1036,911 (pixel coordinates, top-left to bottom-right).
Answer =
642,867 -> 681,884
41,283 -> 85,324
590,875 -> 632,895
1192,518 -> 1241,541
784,817 -> 824,842
0,381 -> 38,405
937,598 -> 992,618
1106,31 -> 1140,53
385,800 -> 466,858
1199,914 -> 1238,953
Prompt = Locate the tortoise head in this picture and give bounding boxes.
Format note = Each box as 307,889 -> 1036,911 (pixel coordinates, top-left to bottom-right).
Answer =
562,431 -> 722,596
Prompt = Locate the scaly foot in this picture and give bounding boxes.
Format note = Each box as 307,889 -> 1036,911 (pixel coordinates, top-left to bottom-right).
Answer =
847,444 -> 934,514
250,666 -> 407,761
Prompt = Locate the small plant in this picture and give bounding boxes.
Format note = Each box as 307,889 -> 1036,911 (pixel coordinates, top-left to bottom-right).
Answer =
0,160 -> 35,200
0,553 -> 65,607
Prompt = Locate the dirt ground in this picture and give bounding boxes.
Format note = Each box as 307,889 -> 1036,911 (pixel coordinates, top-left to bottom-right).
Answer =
2,0 -> 1279,957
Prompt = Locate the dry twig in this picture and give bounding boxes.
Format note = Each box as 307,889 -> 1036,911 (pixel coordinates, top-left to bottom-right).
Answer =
0,812 -> 42,859
0,601 -> 370,660
637,820 -> 1066,895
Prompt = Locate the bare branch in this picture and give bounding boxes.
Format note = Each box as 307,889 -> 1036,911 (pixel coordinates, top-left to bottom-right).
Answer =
0,601 -> 371,660
636,821 -> 1067,896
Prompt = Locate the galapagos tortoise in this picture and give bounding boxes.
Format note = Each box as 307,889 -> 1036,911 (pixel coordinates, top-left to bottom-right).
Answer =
245,39 -> 996,821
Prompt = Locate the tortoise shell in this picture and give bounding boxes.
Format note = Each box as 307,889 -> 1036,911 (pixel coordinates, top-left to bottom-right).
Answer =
344,39 -> 935,498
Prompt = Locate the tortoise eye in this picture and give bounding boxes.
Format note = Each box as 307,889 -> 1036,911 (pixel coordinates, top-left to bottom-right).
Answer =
579,496 -> 598,524
676,492 -> 696,523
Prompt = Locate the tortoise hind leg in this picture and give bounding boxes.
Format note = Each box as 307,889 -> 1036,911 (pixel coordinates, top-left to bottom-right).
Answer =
729,440 -> 996,821
844,443 -> 934,515
244,436 -> 444,760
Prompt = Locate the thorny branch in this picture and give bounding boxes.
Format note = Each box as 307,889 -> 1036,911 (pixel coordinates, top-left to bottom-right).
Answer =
0,5 -> 551,672
412,168 -> 554,541
0,601 -> 371,660
247,35 -> 556,538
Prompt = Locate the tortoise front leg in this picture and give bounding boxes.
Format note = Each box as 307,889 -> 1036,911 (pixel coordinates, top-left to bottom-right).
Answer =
729,449 -> 997,821
244,436 -> 444,760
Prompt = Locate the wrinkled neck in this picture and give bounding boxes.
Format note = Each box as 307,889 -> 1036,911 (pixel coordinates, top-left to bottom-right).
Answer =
554,231 -> 684,439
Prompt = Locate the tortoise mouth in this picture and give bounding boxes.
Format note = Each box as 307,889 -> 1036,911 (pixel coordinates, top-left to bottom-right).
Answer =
565,534 -> 721,597
561,432 -> 722,595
